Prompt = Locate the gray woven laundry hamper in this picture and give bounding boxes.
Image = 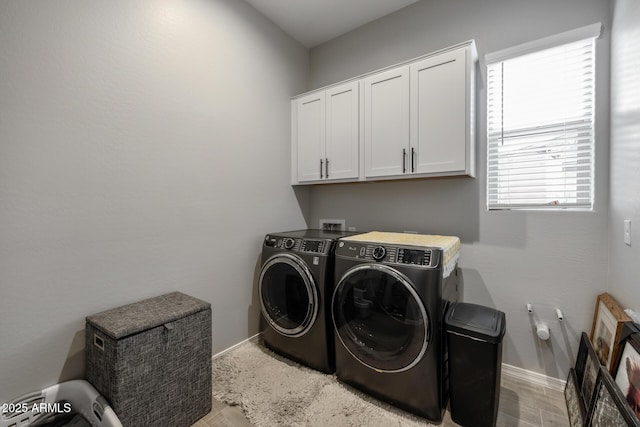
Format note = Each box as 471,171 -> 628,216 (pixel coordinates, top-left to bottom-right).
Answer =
85,292 -> 212,427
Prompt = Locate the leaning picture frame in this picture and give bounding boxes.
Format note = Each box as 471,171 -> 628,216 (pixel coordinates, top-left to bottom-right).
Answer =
612,322 -> 640,375
613,332 -> 640,422
586,366 -> 640,427
576,332 -> 590,386
590,293 -> 632,372
582,332 -> 601,411
565,368 -> 587,427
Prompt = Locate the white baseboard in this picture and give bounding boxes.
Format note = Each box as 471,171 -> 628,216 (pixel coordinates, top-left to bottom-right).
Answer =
213,333 -> 261,359
502,363 -> 566,391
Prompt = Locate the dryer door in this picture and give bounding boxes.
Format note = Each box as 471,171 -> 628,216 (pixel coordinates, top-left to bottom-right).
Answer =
259,253 -> 319,337
332,264 -> 430,373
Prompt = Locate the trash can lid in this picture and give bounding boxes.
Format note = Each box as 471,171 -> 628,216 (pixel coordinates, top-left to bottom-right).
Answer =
445,302 -> 506,343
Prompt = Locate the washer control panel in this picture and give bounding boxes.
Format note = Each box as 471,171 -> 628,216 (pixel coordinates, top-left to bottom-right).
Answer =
397,247 -> 432,266
336,241 -> 435,267
264,235 -> 328,254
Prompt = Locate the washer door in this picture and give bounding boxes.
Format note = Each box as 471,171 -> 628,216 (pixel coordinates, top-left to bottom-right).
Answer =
332,264 -> 430,373
259,253 -> 319,337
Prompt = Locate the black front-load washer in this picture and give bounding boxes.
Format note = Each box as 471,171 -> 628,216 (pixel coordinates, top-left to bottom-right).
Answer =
259,229 -> 356,373
331,232 -> 460,422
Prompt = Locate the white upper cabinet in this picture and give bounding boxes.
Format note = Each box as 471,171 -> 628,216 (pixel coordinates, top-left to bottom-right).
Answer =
293,81 -> 359,184
363,66 -> 410,178
295,92 -> 325,182
410,46 -> 474,176
325,82 -> 359,181
291,41 -> 477,185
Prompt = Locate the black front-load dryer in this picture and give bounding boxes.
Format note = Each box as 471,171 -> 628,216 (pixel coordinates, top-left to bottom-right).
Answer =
331,232 -> 461,422
259,229 -> 356,373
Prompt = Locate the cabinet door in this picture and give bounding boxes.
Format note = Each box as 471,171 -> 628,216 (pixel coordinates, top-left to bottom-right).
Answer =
325,82 -> 359,180
410,47 -> 467,174
296,92 -> 325,182
364,66 -> 410,178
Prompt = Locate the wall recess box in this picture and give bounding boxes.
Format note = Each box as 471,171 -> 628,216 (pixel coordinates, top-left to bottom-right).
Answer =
319,219 -> 346,231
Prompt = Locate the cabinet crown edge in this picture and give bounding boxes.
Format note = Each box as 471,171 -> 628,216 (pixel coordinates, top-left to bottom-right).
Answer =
291,40 -> 478,100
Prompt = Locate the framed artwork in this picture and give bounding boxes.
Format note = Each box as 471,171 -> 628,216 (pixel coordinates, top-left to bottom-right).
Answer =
576,332 -> 590,386
582,333 -> 601,411
565,368 -> 587,427
590,293 -> 631,372
612,322 -> 640,375
613,332 -> 640,422
586,366 -> 640,427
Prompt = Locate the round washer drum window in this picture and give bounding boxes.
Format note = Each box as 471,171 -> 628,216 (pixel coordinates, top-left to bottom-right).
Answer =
259,254 -> 318,337
332,264 -> 429,372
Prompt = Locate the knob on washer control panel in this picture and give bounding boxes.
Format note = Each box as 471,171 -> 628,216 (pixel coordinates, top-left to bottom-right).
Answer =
372,246 -> 386,261
283,238 -> 296,249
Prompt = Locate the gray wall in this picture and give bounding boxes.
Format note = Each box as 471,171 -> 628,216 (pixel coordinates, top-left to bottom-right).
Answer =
307,0 -> 612,379
609,1 -> 640,313
0,0 -> 309,402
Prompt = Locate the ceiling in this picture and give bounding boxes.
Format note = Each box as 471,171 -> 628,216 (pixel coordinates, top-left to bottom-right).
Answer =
244,0 -> 420,48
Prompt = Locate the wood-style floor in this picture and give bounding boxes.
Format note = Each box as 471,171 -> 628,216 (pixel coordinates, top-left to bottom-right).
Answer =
191,370 -> 570,427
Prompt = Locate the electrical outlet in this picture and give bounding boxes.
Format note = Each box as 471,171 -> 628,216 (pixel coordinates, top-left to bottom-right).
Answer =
625,220 -> 632,246
319,219 -> 345,231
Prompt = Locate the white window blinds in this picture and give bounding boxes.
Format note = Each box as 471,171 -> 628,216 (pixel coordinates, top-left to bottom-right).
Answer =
486,26 -> 600,210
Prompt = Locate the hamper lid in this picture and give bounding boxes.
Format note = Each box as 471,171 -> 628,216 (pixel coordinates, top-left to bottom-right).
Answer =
445,302 -> 506,343
86,291 -> 211,339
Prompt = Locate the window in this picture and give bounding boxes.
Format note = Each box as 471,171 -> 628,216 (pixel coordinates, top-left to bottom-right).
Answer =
486,24 -> 601,210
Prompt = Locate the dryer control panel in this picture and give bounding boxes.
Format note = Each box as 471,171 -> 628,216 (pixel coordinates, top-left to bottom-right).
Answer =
336,241 -> 438,268
264,235 -> 329,255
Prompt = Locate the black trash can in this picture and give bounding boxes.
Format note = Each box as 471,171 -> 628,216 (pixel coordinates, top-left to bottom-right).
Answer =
445,302 -> 506,427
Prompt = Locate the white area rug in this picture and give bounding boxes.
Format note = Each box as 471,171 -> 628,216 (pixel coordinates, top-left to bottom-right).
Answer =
212,341 -> 441,426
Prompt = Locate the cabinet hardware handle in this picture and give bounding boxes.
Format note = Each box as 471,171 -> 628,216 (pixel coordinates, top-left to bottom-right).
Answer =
325,158 -> 329,179
320,159 -> 324,179
402,149 -> 407,174
411,147 -> 416,173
